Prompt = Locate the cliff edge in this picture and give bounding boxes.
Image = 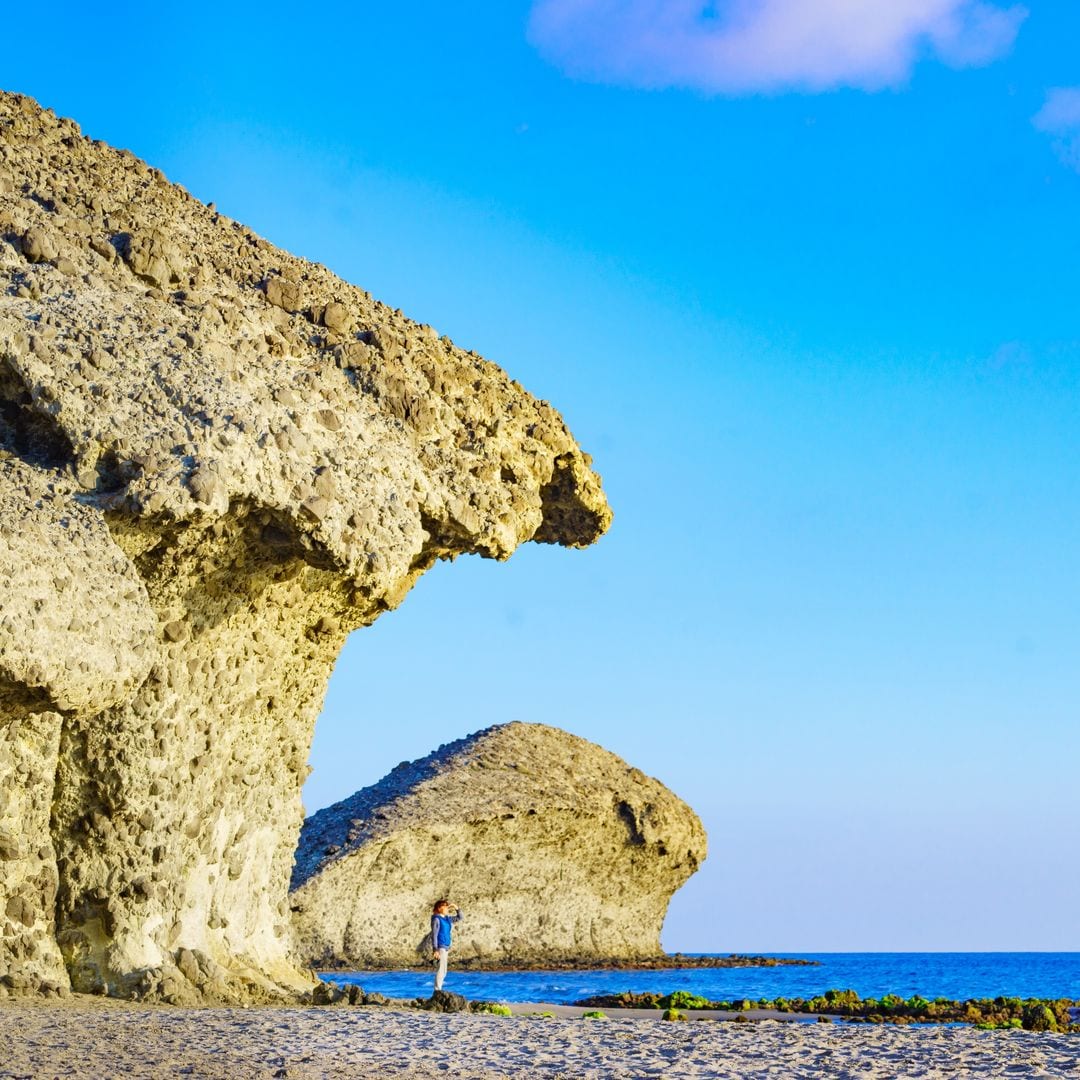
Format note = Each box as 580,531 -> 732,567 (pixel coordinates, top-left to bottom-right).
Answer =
0,92 -> 610,1002
290,723 -> 706,968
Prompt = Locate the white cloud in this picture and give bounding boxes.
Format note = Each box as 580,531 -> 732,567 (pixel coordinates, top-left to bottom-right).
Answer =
527,0 -> 1027,95
1033,87 -> 1080,173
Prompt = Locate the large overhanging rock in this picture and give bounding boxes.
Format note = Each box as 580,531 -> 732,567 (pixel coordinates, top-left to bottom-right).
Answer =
0,92 -> 610,1002
290,723 -> 706,968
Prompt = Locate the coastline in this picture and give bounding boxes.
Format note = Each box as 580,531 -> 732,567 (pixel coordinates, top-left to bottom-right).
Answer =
1,999 -> 1077,1079
317,953 -> 818,973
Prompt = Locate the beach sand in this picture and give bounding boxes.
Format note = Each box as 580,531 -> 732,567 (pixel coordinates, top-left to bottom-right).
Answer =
2,1000 -> 1078,1079
2,997 -> 1080,1075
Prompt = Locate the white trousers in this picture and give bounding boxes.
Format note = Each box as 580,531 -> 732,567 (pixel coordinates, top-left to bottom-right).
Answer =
434,947 -> 449,991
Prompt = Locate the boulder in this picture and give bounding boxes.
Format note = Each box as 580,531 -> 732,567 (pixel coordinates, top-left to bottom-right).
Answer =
20,226 -> 58,264
290,723 -> 705,968
0,92 -> 610,1001
424,989 -> 469,1013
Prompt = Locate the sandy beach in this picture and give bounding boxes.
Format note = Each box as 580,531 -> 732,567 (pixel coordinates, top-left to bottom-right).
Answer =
1,1001 -> 1078,1079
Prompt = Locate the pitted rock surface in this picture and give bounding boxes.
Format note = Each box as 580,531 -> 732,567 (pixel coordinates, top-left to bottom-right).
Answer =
290,723 -> 705,968
0,91 -> 610,1002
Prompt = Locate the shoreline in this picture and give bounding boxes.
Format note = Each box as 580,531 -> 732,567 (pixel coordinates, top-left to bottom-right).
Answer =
507,1001 -> 830,1022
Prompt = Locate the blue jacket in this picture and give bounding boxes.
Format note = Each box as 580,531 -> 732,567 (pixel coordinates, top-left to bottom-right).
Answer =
431,911 -> 461,950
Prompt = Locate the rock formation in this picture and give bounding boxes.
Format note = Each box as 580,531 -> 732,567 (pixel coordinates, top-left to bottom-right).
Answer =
290,723 -> 706,968
0,92 -> 610,1001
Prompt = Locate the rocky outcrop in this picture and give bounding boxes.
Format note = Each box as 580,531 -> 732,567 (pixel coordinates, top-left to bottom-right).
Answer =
290,723 -> 706,968
0,92 -> 610,1001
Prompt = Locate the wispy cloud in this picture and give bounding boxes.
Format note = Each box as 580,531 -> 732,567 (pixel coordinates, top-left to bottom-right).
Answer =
527,1 -> 1027,95
1033,87 -> 1080,173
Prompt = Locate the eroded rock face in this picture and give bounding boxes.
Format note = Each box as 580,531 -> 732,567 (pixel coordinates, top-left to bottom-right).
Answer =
290,723 -> 706,968
0,92 -> 610,1000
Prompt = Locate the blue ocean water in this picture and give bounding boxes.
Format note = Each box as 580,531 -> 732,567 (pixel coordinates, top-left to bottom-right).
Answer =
326,954 -> 1080,1004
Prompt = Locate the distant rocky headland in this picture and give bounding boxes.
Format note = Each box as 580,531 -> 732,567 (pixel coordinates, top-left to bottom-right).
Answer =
291,723 -> 708,970
0,91 -> 611,1003
333,954 -> 818,973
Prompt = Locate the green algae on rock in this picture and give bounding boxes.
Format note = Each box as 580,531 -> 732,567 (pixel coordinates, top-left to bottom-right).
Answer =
573,989 -> 1080,1031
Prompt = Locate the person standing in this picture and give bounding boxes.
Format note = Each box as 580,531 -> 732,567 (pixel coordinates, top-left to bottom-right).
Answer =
430,898 -> 462,993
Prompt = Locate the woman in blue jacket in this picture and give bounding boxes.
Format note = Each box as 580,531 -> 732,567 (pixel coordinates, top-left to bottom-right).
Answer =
430,898 -> 462,992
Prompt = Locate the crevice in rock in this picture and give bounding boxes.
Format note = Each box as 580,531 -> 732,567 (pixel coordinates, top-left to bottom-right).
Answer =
0,682 -> 59,721
49,708 -> 110,994
414,510 -> 466,568
616,800 -> 646,847
0,355 -> 75,469
27,193 -> 57,214
94,449 -> 132,494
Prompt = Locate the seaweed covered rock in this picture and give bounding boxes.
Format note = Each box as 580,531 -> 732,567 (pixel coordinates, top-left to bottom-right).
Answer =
0,91 -> 610,1000
290,723 -> 705,968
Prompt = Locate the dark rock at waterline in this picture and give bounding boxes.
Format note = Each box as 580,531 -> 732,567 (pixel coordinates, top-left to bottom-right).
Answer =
423,989 -> 469,1013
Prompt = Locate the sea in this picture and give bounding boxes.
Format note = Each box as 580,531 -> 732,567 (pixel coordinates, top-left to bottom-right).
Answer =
325,954 -> 1080,1005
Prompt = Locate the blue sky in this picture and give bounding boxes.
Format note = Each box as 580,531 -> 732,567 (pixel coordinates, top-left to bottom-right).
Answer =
10,1 -> 1080,950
